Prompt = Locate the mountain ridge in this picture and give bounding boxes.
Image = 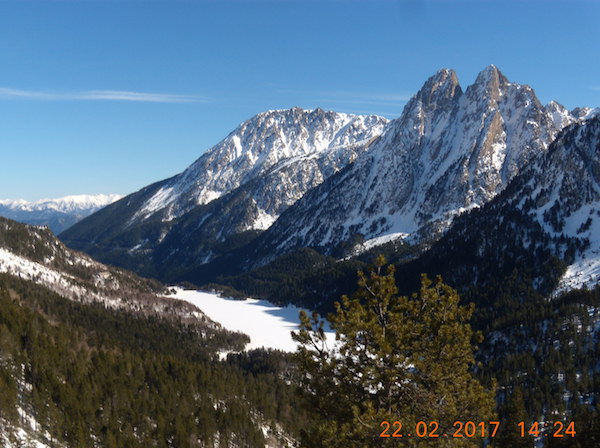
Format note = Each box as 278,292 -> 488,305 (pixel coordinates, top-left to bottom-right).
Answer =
61,108 -> 388,277
250,65 -> 585,264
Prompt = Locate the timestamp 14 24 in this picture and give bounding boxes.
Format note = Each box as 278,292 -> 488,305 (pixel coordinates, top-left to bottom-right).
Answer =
518,421 -> 576,438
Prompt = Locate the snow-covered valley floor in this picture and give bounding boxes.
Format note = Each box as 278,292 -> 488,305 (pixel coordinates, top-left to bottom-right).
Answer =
172,288 -> 335,352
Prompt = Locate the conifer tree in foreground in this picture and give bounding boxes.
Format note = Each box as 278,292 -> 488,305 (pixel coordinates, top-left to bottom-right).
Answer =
293,256 -> 496,447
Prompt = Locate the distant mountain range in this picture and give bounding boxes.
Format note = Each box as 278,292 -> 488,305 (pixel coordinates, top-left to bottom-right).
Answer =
0,194 -> 122,233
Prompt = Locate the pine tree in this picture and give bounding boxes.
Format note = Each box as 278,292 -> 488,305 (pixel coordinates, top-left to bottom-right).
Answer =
293,256 -> 496,447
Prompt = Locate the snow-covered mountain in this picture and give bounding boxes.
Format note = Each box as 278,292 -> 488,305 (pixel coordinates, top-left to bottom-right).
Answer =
131,107 -> 387,227
255,66 -> 592,259
0,194 -> 122,233
61,108 -> 388,277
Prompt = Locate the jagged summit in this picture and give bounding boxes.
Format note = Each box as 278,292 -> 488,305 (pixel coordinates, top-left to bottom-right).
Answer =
418,68 -> 461,99
466,65 -> 533,109
545,101 -> 578,130
398,68 -> 462,134
472,64 -> 508,88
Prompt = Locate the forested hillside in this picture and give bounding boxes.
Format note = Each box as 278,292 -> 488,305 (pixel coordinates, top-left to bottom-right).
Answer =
0,273 -> 305,447
0,217 -> 308,447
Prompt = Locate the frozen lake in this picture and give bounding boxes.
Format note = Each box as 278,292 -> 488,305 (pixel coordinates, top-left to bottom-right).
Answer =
173,288 -> 335,352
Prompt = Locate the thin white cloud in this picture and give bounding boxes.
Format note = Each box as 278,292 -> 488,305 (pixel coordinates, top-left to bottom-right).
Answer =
82,90 -> 205,103
0,88 -> 56,100
0,87 -> 206,103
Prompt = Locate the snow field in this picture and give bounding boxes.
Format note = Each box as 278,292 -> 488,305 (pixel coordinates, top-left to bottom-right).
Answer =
172,288 -> 335,352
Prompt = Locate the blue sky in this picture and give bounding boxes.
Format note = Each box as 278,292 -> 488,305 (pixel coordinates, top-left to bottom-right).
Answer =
1,0 -> 599,200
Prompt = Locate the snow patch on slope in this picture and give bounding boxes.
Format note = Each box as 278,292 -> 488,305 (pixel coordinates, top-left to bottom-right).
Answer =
556,255 -> 600,294
0,415 -> 55,448
554,209 -> 600,295
250,208 -> 277,231
353,232 -> 409,256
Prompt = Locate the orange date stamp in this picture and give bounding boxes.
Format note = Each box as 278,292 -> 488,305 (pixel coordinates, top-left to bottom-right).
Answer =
379,420 -> 576,438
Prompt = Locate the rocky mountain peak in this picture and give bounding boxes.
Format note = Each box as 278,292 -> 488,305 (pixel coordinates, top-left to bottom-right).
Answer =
253,66 -> 584,259
386,68 -> 462,150
400,68 -> 462,122
546,101 -> 577,130
470,64 -> 509,95
418,68 -> 461,102
571,106 -> 600,121
466,65 -> 542,115
562,114 -> 600,162
465,68 -> 491,104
